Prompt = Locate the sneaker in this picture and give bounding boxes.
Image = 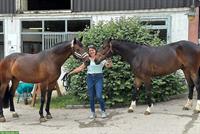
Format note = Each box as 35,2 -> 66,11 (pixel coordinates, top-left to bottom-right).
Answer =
101,111 -> 107,118
89,112 -> 96,119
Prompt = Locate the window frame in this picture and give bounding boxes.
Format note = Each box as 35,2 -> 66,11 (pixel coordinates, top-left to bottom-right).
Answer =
0,20 -> 4,59
21,18 -> 92,52
140,16 -> 171,43
0,20 -> 4,34
20,0 -> 72,12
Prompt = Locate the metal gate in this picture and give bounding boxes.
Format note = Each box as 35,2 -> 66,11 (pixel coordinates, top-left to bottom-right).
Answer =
43,33 -> 77,50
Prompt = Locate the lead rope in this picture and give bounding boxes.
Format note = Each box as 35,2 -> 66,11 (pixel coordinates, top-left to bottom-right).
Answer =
62,71 -> 72,91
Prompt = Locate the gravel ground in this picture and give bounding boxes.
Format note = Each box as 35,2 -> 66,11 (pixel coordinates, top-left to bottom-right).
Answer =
0,95 -> 200,134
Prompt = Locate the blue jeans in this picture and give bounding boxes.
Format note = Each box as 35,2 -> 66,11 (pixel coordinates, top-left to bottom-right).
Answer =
87,73 -> 105,113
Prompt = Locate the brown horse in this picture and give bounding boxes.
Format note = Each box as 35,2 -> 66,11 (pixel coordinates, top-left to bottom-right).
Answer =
95,38 -> 200,115
0,38 -> 89,122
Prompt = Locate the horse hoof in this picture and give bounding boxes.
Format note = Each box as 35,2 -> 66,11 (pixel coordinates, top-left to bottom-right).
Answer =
24,99 -> 28,105
40,117 -> 47,122
144,111 -> 151,115
193,109 -> 200,114
46,114 -> 52,119
12,113 -> 19,118
128,109 -> 134,113
183,107 -> 190,110
0,117 -> 6,122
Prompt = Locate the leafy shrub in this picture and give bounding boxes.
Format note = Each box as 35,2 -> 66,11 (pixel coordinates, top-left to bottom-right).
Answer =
64,17 -> 186,107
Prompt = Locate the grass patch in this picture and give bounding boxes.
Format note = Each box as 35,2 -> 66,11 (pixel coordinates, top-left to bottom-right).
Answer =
35,93 -> 83,109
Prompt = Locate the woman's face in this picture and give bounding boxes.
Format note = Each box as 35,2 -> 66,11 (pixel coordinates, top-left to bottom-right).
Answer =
88,48 -> 96,57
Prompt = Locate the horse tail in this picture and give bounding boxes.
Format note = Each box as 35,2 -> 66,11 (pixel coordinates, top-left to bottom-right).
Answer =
3,85 -> 10,108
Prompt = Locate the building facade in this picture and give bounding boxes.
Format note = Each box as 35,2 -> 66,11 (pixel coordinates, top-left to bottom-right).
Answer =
0,0 -> 199,59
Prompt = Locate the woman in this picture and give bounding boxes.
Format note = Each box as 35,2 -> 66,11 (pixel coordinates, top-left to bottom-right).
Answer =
67,45 -> 112,119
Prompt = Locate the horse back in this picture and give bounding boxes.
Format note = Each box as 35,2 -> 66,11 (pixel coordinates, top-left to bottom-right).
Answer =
10,53 -> 60,83
0,53 -> 24,74
132,41 -> 196,77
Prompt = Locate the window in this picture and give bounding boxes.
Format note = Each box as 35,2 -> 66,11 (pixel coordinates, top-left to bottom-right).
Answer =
44,21 -> 65,32
67,20 -> 91,32
141,21 -> 166,26
21,19 -> 91,52
22,21 -> 42,32
21,34 -> 42,53
21,21 -> 42,53
150,29 -> 167,42
0,21 -> 4,59
25,0 -> 71,11
0,21 -> 3,32
141,17 -> 171,43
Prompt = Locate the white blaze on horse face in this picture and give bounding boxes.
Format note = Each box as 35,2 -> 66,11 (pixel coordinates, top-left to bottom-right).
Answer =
195,100 -> 200,111
71,40 -> 74,48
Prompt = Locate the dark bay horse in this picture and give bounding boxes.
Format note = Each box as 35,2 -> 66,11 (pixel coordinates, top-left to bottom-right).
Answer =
0,38 -> 89,122
95,38 -> 200,115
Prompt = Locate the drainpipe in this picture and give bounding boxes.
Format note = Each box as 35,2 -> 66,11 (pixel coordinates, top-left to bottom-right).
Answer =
188,0 -> 199,44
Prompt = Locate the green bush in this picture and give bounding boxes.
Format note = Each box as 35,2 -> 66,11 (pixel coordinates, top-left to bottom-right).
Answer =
64,17 -> 186,107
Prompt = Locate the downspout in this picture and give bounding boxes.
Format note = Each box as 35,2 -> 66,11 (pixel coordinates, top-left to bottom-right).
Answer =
188,0 -> 199,44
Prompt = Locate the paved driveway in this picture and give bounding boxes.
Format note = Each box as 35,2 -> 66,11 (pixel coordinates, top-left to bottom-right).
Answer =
0,95 -> 200,134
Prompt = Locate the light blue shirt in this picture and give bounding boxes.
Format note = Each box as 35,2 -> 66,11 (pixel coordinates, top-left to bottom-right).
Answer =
87,59 -> 107,74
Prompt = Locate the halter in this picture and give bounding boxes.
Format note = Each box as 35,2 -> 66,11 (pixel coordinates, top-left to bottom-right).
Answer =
103,42 -> 113,57
71,40 -> 89,59
109,42 -> 113,53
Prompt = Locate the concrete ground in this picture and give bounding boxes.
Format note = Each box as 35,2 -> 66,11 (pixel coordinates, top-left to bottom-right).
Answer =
0,95 -> 200,134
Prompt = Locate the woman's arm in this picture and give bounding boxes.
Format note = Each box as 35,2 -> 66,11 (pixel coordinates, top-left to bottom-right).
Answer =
69,63 -> 86,75
105,59 -> 112,68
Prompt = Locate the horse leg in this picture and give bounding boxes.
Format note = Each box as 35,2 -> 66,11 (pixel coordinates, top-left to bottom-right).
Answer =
0,97 -> 6,122
195,87 -> 200,113
39,89 -> 47,122
183,70 -> 194,110
45,89 -> 53,119
191,73 -> 200,113
0,83 -> 9,122
144,79 -> 153,115
9,79 -> 19,118
128,77 -> 142,113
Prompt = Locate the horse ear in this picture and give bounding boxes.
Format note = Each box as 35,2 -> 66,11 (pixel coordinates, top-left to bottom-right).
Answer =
79,36 -> 83,42
73,38 -> 77,44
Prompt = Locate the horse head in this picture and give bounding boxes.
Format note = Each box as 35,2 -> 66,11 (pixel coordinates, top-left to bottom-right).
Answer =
95,38 -> 113,64
71,37 -> 89,62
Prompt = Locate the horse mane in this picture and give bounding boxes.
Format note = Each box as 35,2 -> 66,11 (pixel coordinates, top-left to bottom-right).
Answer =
113,39 -> 151,47
50,41 -> 71,50
47,40 -> 72,54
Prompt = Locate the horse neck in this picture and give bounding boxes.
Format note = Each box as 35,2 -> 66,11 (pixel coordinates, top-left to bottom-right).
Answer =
50,42 -> 72,67
112,40 -> 139,63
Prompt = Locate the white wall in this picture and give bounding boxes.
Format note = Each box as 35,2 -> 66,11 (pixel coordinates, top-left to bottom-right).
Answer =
4,17 -> 21,56
90,9 -> 189,43
170,13 -> 188,42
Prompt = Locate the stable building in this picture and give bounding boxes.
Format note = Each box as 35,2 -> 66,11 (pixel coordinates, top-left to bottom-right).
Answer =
0,0 -> 200,59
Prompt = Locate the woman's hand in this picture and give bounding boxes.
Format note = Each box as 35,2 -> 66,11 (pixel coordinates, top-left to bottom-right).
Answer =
105,59 -> 112,68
